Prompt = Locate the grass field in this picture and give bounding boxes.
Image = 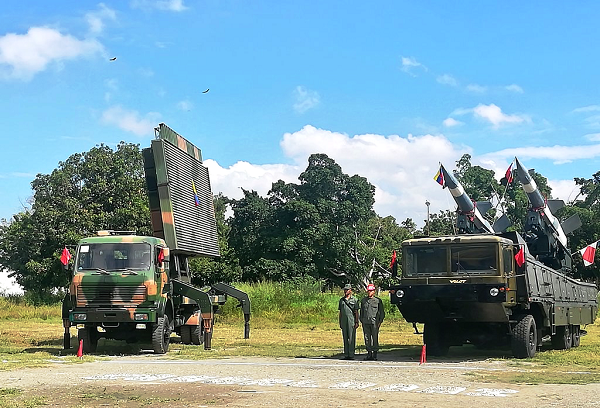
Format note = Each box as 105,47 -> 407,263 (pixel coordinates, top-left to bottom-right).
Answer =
1,281 -> 600,386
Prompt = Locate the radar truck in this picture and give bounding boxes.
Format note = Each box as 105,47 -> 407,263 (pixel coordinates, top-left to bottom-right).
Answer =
62,123 -> 250,354
389,159 -> 598,358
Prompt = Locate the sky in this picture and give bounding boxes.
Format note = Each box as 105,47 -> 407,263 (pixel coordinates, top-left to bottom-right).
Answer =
2,1 -> 600,291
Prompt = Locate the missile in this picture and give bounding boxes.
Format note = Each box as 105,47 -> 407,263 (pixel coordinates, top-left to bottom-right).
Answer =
440,164 -> 495,234
514,157 -> 568,247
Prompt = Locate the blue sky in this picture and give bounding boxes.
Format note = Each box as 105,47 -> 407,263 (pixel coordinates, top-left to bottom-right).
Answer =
3,1 -> 600,235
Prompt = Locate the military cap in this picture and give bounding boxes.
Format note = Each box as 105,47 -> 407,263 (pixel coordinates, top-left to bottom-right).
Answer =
343,284 -> 352,290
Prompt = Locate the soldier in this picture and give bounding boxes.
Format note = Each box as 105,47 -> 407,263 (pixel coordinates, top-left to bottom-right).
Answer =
360,283 -> 385,361
338,283 -> 359,360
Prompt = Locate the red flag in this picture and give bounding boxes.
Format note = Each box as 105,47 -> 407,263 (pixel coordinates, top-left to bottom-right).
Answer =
390,250 -> 398,277
60,247 -> 71,266
579,242 -> 598,266
77,339 -> 83,358
505,163 -> 513,184
515,246 -> 525,267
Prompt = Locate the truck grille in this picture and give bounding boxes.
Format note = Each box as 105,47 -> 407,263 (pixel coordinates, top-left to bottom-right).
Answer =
76,285 -> 147,307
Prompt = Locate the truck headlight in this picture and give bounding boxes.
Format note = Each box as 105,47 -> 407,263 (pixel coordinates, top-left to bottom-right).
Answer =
73,313 -> 87,321
396,289 -> 405,298
134,313 -> 149,321
489,288 -> 499,297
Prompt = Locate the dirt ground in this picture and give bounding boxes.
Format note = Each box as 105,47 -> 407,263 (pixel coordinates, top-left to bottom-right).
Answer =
2,355 -> 600,407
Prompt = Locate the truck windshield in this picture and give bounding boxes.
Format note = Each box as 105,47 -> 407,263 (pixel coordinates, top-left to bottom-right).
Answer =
76,243 -> 152,272
404,244 -> 498,276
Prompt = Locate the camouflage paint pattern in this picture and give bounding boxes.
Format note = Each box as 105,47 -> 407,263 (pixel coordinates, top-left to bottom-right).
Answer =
142,123 -> 219,258
68,234 -> 169,324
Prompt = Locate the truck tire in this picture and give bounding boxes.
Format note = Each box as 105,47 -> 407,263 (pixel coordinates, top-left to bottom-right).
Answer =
423,323 -> 449,356
551,325 -> 572,350
180,326 -> 191,345
191,323 -> 203,345
511,314 -> 537,358
571,325 -> 581,348
78,327 -> 98,353
152,315 -> 171,354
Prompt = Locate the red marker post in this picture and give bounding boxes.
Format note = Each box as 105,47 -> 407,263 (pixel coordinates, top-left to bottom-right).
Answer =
77,339 -> 83,358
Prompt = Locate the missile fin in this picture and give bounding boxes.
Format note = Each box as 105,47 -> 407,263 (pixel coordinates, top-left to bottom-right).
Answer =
547,199 -> 565,214
492,214 -> 512,233
475,201 -> 492,215
561,214 -> 582,236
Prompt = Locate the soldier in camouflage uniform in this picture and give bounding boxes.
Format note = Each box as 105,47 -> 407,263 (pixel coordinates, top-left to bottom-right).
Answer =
338,283 -> 359,360
360,283 -> 385,360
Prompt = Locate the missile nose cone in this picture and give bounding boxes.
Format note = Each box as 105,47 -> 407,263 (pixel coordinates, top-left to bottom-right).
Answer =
440,165 -> 458,189
515,158 -> 532,184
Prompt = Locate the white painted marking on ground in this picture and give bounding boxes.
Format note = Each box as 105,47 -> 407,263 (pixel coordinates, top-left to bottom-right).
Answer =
82,373 -> 519,398
329,381 -> 377,390
375,384 -> 420,392
417,386 -> 467,395
465,388 -> 519,397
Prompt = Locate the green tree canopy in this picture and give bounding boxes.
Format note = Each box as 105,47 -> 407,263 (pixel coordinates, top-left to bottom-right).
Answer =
0,142 -> 151,296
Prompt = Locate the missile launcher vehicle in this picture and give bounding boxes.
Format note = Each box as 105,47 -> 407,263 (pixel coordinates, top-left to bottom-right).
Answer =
389,159 -> 597,358
62,123 -> 250,354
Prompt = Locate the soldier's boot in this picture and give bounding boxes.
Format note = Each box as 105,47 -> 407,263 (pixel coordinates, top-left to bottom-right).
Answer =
363,352 -> 372,361
372,351 -> 378,361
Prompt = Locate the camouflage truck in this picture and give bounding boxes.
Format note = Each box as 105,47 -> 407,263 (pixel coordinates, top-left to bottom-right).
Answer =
388,160 -> 598,358
62,123 -> 250,354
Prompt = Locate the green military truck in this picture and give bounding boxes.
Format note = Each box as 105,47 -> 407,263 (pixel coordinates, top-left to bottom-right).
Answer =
62,123 -> 250,354
390,232 -> 598,358
389,159 -> 598,358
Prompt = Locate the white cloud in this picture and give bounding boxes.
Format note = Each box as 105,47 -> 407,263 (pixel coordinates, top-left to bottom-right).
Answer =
443,118 -> 463,127
473,103 -> 530,128
293,86 -> 320,114
572,105 -> 600,113
505,84 -> 524,94
480,144 -> 600,167
205,160 -> 301,201
131,0 -> 189,12
177,100 -> 193,111
0,27 -> 104,81
437,74 -> 458,87
101,105 -> 161,136
548,179 -> 580,203
466,84 -> 487,93
0,270 -> 23,295
584,133 -> 600,141
400,56 -> 427,76
85,3 -> 117,35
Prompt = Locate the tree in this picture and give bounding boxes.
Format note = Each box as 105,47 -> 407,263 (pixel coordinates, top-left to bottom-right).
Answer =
189,194 -> 242,286
0,143 -> 151,296
228,153 -> 376,286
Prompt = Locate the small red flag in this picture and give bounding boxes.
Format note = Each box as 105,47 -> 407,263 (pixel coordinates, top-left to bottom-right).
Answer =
420,344 -> 427,365
389,250 -> 397,269
77,339 -> 83,358
505,163 -> 513,184
580,242 -> 598,266
60,247 -> 71,266
515,246 -> 525,267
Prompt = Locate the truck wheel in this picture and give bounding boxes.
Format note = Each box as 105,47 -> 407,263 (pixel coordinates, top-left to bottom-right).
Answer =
191,323 -> 204,345
551,325 -> 572,350
571,325 -> 581,348
152,315 -> 171,354
78,327 -> 98,353
511,314 -> 537,358
180,326 -> 191,344
423,323 -> 449,356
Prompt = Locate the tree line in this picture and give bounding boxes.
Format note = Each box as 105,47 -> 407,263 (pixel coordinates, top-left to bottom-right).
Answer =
1,143 -> 599,298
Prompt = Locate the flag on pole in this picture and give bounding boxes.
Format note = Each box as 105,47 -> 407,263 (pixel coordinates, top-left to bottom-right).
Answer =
60,247 -> 71,266
192,180 -> 200,206
505,162 -> 514,184
389,250 -> 398,277
579,241 -> 598,266
515,245 -> 525,267
434,165 -> 445,187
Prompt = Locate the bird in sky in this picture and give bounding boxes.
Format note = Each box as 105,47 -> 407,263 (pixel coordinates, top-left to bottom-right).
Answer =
109,57 -> 117,61
202,88 -> 209,93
